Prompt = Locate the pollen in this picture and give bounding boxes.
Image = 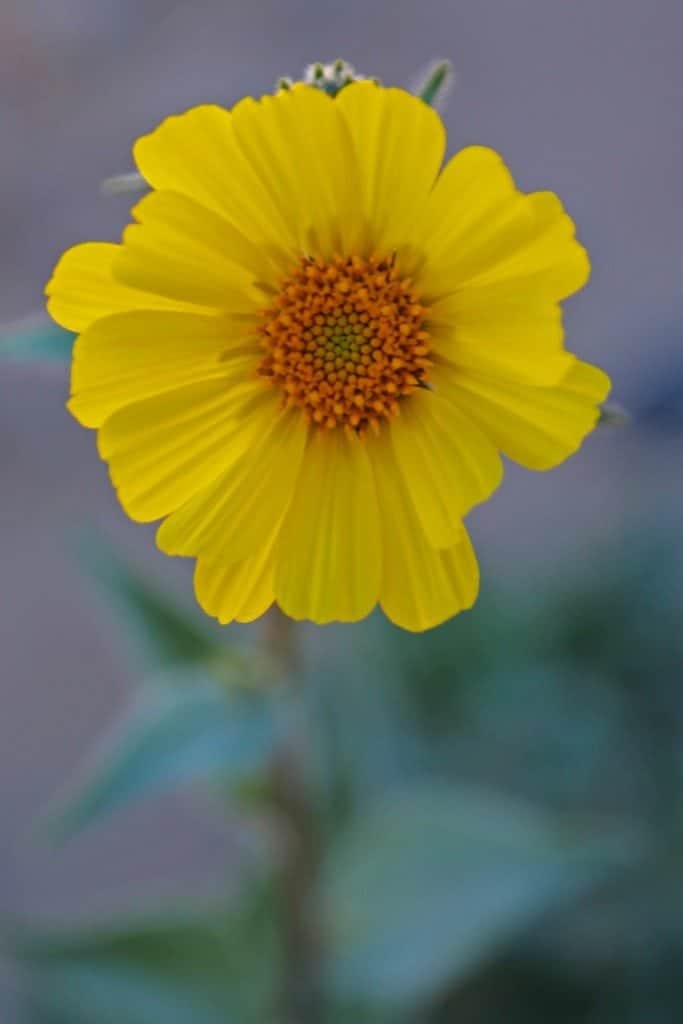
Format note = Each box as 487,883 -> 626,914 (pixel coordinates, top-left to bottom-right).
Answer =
257,255 -> 432,434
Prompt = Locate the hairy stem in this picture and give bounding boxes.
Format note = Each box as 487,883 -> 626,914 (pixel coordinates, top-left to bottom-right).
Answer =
266,608 -> 322,1024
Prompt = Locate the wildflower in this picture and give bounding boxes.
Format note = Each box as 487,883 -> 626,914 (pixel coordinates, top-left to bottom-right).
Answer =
46,83 -> 609,631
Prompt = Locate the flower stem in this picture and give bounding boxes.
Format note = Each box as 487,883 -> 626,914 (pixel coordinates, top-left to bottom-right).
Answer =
266,608 -> 322,1024
265,606 -> 301,678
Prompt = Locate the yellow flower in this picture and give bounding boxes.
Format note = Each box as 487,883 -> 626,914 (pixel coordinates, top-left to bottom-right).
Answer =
46,83 -> 609,632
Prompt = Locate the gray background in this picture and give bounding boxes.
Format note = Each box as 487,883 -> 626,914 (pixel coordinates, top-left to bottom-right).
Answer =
0,1 -> 681,1010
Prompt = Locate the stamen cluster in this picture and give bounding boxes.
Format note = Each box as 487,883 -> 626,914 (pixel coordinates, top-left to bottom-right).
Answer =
257,255 -> 432,434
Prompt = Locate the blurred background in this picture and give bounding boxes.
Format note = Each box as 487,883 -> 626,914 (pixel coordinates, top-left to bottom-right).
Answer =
1,1 -> 682,1021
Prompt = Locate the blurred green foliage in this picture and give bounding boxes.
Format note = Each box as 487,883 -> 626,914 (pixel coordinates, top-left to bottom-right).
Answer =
19,887 -> 281,1024
0,319 -> 74,363
46,675 -> 278,838
3,523 -> 681,1023
2,299 -> 679,1024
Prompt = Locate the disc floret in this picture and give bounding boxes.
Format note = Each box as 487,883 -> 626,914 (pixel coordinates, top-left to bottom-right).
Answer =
257,255 -> 432,435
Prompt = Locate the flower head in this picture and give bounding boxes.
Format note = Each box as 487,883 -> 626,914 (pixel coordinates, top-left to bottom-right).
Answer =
279,58 -> 372,96
46,83 -> 609,631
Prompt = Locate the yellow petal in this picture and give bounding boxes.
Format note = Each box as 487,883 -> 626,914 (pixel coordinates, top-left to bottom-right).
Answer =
115,190 -> 265,311
97,379 -> 275,522
411,146 -> 517,259
561,358 -> 612,400
389,390 -> 503,548
336,82 -> 445,254
69,310 -> 258,428
461,191 -> 590,300
275,430 -> 382,624
194,524 -> 280,625
134,104 -> 294,253
369,432 -> 479,632
156,407 -> 308,567
229,87 -> 364,259
428,297 -> 573,387
45,242 -> 199,333
133,89 -> 362,262
415,147 -> 589,303
449,359 -> 611,470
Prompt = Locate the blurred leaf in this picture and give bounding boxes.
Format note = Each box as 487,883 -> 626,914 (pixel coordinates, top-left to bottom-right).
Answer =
415,59 -> 453,107
328,1004 -> 407,1024
323,783 -> 634,1011
454,663 -> 644,811
77,535 -> 220,672
49,673 -> 278,837
0,317 -> 74,363
307,601 -> 531,831
17,888 -> 280,1024
598,401 -> 630,427
101,171 -> 146,195
309,653 -> 415,815
373,594 -> 530,736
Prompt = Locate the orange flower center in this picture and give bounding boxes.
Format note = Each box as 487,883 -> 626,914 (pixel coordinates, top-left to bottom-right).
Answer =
257,255 -> 432,434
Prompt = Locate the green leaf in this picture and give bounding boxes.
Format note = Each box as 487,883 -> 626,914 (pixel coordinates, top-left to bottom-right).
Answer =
16,889 -> 280,1024
101,171 -> 146,195
599,401 -> 630,427
415,60 -> 453,107
77,535 -> 220,672
48,673 -> 278,837
328,1005 -> 406,1024
322,783 -> 635,1010
0,317 -> 74,363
